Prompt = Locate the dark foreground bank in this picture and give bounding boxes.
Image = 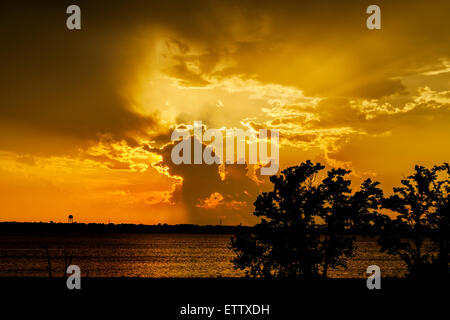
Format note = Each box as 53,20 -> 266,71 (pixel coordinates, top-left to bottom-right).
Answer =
0,277 -> 447,318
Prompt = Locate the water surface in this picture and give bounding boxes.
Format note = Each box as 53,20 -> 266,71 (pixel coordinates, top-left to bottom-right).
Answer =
0,233 -> 408,278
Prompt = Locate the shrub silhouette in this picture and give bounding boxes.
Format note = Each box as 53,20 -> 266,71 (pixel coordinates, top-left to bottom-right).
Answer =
379,163 -> 449,279
231,160 -> 384,278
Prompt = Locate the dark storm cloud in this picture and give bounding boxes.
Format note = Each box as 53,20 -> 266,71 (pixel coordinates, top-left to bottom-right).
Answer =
1,0 -> 449,155
0,1 -> 165,154
152,136 -> 262,224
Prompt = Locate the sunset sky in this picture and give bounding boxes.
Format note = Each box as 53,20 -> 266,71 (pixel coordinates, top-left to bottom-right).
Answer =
0,0 -> 449,225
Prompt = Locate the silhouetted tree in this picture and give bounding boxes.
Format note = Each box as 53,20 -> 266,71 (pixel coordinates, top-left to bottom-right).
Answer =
318,168 -> 355,278
351,179 -> 388,234
379,163 -> 449,279
429,163 -> 449,277
231,160 -> 383,278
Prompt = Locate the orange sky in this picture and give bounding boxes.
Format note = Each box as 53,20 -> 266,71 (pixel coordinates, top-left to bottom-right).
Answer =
0,1 -> 449,225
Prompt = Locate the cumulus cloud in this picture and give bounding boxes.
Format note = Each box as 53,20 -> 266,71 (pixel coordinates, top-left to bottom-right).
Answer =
150,135 -> 265,224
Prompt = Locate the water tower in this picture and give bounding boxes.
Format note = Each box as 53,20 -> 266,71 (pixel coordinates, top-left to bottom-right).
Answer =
68,214 -> 73,224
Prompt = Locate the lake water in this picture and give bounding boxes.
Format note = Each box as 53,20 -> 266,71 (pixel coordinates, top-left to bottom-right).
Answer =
0,233 -> 408,278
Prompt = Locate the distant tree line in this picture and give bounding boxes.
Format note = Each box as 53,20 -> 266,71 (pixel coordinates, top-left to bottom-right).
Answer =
231,161 -> 449,280
0,222 -> 251,234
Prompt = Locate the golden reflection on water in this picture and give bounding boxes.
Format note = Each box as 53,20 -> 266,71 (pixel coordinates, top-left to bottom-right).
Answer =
0,234 -> 412,278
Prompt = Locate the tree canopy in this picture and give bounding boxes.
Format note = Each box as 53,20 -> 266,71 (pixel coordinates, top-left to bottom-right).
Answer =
231,161 -> 449,279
